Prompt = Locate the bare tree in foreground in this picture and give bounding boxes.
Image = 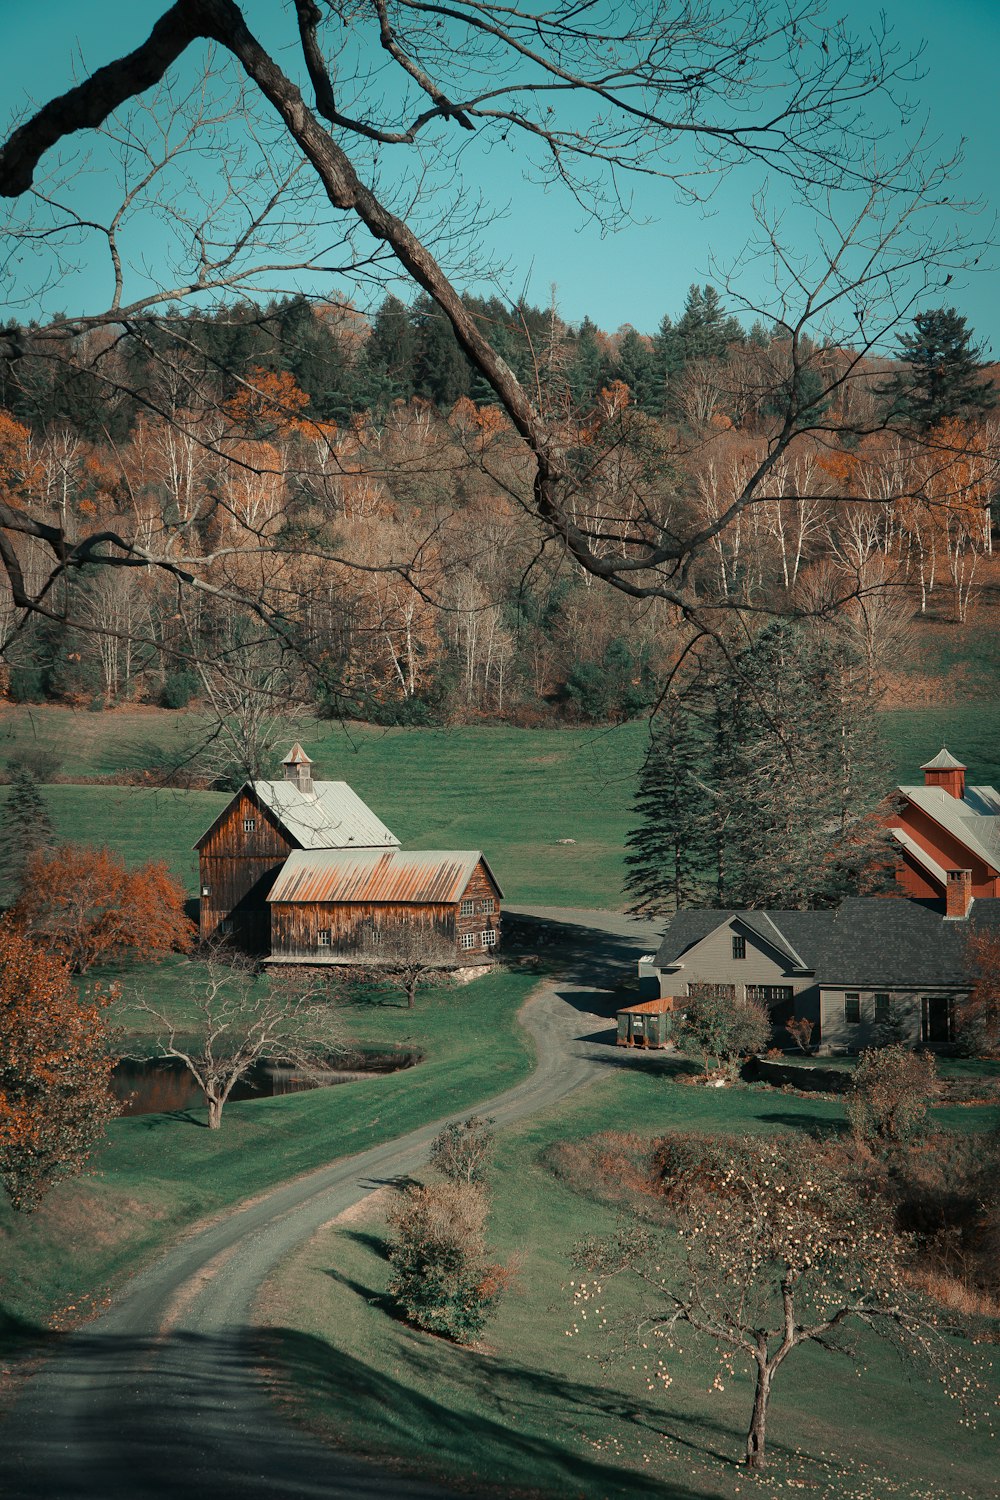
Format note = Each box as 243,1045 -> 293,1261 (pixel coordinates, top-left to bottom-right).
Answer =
134,949 -> 341,1128
575,1135 -> 990,1471
0,0 -> 987,659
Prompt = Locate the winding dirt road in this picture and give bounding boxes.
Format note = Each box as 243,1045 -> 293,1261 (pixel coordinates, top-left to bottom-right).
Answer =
0,910 -> 664,1499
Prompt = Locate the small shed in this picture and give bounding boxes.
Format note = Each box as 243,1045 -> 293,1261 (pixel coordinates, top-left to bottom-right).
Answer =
616,996 -> 675,1049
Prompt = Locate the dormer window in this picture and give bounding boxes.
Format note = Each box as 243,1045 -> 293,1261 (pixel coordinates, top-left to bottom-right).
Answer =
732,934 -> 746,960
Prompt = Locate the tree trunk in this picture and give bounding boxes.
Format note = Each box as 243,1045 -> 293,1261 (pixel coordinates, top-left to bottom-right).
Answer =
745,1362 -> 771,1469
207,1095 -> 224,1129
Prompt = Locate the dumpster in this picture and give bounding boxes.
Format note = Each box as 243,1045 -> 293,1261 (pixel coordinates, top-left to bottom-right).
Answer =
616,996 -> 675,1048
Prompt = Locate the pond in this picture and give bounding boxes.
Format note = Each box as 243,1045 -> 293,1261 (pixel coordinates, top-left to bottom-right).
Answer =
113,1048 -> 421,1117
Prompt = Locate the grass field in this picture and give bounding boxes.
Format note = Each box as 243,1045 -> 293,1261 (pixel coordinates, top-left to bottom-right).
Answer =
0,968 -> 538,1353
5,702 -> 1000,908
261,1071 -> 1000,1500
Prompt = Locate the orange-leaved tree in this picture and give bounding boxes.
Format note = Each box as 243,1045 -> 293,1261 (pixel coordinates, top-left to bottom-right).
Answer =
13,845 -> 192,973
0,919 -> 121,1212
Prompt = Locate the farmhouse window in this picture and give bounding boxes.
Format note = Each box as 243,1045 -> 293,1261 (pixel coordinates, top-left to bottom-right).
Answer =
483,929 -> 497,948
243,818 -> 256,832
481,897 -> 495,914
746,985 -> 794,1006
874,993 -> 891,1023
460,932 -> 477,950
317,929 -> 331,947
460,898 -> 475,916
845,993 -> 861,1024
732,934 -> 746,960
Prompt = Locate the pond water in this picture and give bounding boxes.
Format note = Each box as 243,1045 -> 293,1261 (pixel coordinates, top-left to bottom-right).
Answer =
113,1049 -> 420,1117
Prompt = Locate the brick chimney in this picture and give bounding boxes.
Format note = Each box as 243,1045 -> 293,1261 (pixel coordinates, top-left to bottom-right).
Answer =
945,868 -> 973,919
282,743 -> 314,795
921,748 -> 966,801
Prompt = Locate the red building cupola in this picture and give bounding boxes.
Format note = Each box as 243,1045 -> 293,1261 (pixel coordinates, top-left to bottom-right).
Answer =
921,747 -> 966,802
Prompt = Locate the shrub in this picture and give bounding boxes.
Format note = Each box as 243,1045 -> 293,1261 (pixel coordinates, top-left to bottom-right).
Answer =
847,1044 -> 937,1150
429,1115 -> 496,1185
161,669 -> 200,709
387,1179 -> 507,1342
678,990 -> 771,1077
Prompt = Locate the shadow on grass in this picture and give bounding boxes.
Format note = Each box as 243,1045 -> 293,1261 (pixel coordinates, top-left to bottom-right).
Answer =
755,1111 -> 846,1135
253,1323 -> 712,1499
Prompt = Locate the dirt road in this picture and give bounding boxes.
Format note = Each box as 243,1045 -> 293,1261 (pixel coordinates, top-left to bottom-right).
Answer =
0,911 -> 664,1499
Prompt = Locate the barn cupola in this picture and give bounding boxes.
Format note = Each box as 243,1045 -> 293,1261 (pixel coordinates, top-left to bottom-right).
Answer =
921,748 -> 966,801
282,743 -> 314,795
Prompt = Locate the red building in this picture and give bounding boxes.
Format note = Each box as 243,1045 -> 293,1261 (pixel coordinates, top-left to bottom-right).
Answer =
887,748 -> 1000,916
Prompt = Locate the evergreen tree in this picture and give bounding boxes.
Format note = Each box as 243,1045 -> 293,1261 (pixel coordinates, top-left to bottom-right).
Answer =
412,295 -> 472,405
0,766 -> 53,903
625,626 -> 889,914
363,294 -> 417,403
881,307 -> 996,432
614,327 -> 660,414
624,700 -> 713,913
714,623 -> 888,908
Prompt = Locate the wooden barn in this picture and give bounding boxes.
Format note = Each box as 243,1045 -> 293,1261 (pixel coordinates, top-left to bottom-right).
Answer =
266,848 -> 504,965
195,744 -> 399,951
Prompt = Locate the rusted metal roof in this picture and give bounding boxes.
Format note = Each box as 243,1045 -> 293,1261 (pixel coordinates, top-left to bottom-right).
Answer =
282,742 -> 313,765
618,997 -> 675,1015
267,849 -> 504,905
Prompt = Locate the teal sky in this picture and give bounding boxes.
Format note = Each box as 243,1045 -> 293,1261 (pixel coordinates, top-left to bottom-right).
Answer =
1,1 -> 997,346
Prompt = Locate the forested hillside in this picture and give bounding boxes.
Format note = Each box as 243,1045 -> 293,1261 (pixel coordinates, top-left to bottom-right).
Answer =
2,287 -> 997,729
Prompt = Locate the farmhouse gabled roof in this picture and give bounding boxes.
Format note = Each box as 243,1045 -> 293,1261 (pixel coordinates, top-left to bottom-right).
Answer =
194,779 -> 399,852
267,848 -> 504,905
653,897 -> 1000,989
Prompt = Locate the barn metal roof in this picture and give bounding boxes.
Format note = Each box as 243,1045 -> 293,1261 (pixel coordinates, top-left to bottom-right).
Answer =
250,779 -> 399,850
267,848 -> 504,905
898,784 -> 1000,874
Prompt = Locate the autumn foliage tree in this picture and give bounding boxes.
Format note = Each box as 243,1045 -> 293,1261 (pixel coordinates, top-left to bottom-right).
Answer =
12,845 -> 192,972
0,919 -> 121,1212
959,929 -> 1000,1056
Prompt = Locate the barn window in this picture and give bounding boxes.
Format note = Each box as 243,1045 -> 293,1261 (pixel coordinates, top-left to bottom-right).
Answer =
483,929 -> 497,948
845,993 -> 861,1024
317,929 -> 331,948
732,934 -> 746,960
243,818 -> 256,832
220,919 -> 233,934
481,897 -> 495,913
460,932 -> 477,950
460,898 -> 475,916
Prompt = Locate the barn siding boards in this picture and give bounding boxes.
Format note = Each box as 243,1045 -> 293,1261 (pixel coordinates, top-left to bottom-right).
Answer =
268,855 -> 502,965
197,791 -> 294,946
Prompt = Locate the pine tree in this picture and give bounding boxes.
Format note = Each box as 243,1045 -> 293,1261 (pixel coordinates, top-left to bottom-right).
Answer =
624,700 -> 713,913
0,765 -> 53,904
715,624 -> 888,909
881,307 -> 996,432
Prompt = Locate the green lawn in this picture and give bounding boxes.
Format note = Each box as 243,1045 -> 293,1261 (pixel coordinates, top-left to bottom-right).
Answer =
261,1071 -> 1000,1500
0,968 -> 538,1352
6,703 -> 1000,908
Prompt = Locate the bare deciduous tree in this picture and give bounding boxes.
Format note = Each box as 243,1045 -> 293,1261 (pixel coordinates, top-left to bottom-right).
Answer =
134,948 -> 342,1128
